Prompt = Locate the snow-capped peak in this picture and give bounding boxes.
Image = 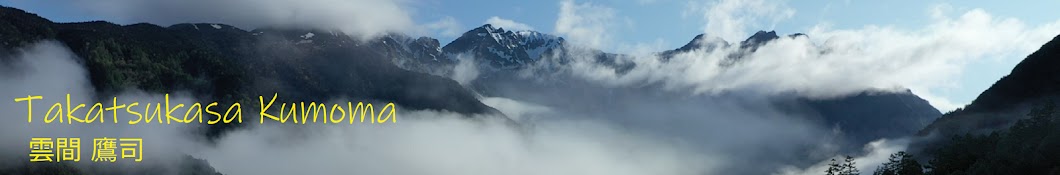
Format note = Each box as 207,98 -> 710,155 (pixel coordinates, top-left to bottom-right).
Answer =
441,24 -> 566,69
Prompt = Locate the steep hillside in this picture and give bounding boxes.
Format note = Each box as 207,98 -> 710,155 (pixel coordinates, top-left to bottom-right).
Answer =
921,34 -> 1060,136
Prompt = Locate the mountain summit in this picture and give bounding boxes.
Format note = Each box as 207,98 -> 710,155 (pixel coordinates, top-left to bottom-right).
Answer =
442,24 -> 564,69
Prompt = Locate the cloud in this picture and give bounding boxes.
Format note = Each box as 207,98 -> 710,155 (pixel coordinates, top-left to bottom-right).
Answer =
201,108 -> 713,175
424,16 -> 464,38
0,41 -> 209,174
913,90 -> 962,113
465,63 -> 846,174
0,42 -> 96,154
450,54 -> 480,86
37,0 -> 416,40
485,16 -> 535,31
555,1 -> 1060,112
774,138 -> 911,175
480,97 -> 553,121
555,0 -> 619,49
684,0 -> 796,42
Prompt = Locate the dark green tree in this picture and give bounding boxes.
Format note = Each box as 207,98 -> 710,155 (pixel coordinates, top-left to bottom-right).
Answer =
841,156 -> 861,175
827,158 -> 841,175
826,155 -> 861,175
874,151 -> 923,175
926,101 -> 1060,174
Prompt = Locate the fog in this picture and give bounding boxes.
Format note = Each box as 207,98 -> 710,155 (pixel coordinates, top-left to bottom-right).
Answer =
0,41 -> 210,174
203,108 -> 712,175
776,138 -> 912,175
450,54 -> 479,87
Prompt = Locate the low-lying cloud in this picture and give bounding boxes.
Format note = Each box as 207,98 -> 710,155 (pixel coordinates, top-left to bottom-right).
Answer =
0,41 -> 208,174
775,138 -> 912,175
203,109 -> 712,175
450,54 -> 480,86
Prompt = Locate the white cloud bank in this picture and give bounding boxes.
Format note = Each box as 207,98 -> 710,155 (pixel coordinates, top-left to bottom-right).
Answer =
203,109 -> 712,175
553,0 -> 1060,112
775,138 -> 911,175
686,0 -> 795,42
555,0 -> 619,49
485,16 -> 535,31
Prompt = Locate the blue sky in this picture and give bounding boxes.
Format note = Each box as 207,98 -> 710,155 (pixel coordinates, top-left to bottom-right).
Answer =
2,0 -> 1059,111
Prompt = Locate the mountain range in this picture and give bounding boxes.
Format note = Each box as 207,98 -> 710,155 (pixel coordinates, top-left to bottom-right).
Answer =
0,3 -> 941,153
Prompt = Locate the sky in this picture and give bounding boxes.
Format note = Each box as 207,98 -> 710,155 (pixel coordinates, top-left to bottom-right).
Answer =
2,0 -> 1059,111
